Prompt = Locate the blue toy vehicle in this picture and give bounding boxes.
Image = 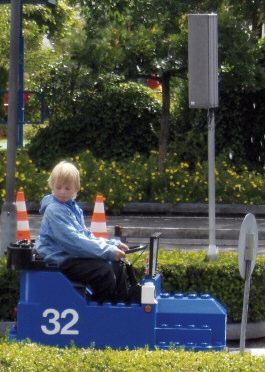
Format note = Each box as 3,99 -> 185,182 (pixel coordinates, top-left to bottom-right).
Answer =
7,234 -> 227,350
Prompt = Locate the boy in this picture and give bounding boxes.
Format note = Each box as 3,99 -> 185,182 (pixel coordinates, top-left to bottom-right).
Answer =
36,160 -> 140,303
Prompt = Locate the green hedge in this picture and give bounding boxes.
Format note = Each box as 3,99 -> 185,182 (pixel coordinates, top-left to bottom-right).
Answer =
0,341 -> 265,371
0,259 -> 19,321
153,251 -> 265,323
2,149 -> 265,214
27,82 -> 161,168
1,251 -> 265,323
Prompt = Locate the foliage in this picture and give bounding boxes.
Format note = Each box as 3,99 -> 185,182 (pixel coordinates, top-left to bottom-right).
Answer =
224,0 -> 265,37
0,149 -> 49,204
169,8 -> 265,169
2,150 -> 265,212
66,1 -> 265,170
27,80 -> 161,168
0,1 -> 81,99
76,0 -> 193,77
24,1 -> 84,86
1,251 -> 265,323
0,258 -> 19,321
0,341 -> 265,371
23,123 -> 47,142
153,250 -> 265,323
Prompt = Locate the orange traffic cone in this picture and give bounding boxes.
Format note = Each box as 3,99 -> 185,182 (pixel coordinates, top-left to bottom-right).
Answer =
16,189 -> 31,241
90,194 -> 109,239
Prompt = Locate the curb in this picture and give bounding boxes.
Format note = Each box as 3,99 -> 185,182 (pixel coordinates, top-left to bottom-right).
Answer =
1,321 -> 264,341
122,202 -> 265,217
227,321 -> 265,340
22,202 -> 265,217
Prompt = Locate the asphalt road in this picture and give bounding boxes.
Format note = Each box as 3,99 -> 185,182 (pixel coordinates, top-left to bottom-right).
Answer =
26,214 -> 265,252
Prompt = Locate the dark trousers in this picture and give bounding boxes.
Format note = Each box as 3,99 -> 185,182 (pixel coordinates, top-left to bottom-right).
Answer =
60,257 -> 129,303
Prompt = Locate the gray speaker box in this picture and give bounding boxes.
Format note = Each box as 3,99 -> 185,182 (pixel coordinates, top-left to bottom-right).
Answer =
188,14 -> 219,109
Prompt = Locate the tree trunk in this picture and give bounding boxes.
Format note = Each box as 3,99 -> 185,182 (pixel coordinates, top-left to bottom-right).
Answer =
158,71 -> 171,173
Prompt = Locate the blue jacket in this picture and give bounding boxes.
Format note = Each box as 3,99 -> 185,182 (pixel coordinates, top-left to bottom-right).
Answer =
36,194 -> 120,266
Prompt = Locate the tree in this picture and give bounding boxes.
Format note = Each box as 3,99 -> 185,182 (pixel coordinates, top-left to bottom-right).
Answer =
75,1 -> 257,171
70,0 -> 200,172
27,69 -> 161,168
0,1 -> 80,126
0,1 -> 79,90
171,5 -> 265,168
224,0 -> 265,38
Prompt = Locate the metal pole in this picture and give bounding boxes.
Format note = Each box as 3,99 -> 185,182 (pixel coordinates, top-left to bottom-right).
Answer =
0,0 -> 22,256
17,1 -> 24,147
239,259 -> 251,353
239,232 -> 255,353
207,108 -> 218,260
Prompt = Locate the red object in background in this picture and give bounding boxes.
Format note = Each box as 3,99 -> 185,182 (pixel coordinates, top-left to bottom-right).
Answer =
23,91 -> 32,105
147,75 -> 161,90
3,91 -> 32,113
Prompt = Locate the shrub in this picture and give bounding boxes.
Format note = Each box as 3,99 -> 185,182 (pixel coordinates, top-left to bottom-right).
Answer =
23,123 -> 47,143
2,150 -> 265,212
27,81 -> 161,168
1,251 -> 265,323
0,342 -> 265,371
0,149 -> 49,203
0,258 -> 19,321
153,250 -> 265,323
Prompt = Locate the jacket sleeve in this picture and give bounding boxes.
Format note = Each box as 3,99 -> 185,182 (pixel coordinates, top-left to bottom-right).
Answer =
45,205 -> 119,261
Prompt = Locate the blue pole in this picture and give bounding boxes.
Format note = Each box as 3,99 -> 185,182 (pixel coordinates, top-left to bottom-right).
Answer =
0,0 -> 21,256
17,1 -> 24,147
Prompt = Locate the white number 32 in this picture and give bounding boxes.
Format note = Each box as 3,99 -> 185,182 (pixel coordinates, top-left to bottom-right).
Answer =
41,308 -> 79,335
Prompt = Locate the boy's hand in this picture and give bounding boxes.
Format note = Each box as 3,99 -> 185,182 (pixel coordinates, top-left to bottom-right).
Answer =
115,249 -> 126,261
118,242 -> 129,252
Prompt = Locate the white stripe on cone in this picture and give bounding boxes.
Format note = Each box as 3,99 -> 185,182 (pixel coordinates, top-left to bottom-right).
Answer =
16,201 -> 27,211
91,222 -> 108,232
17,221 -> 30,230
93,203 -> 105,214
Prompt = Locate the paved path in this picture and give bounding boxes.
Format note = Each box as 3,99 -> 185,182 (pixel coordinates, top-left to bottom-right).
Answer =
27,214 -> 265,251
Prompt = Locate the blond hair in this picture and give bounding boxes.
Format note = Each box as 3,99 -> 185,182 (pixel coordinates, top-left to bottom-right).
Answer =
48,161 -> 80,192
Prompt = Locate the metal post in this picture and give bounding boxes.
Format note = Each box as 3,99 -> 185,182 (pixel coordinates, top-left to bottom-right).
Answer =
0,0 -> 22,256
17,1 -> 24,147
207,108 -> 218,260
240,232 -> 255,353
239,260 -> 251,352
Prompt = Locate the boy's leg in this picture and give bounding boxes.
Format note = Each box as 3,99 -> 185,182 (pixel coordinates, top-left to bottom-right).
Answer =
111,261 -> 129,302
111,261 -> 141,303
60,258 -> 117,302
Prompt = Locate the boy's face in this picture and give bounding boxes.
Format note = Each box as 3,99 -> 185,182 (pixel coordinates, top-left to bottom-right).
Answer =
52,181 -> 77,202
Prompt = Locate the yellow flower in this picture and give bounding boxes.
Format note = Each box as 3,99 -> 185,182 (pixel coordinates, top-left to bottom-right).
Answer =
180,162 -> 189,168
